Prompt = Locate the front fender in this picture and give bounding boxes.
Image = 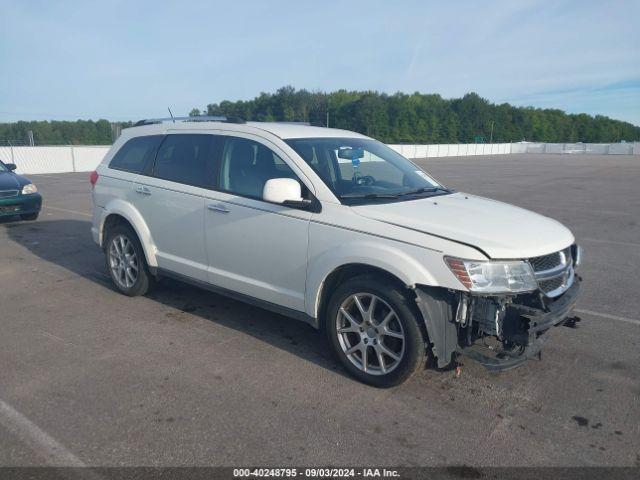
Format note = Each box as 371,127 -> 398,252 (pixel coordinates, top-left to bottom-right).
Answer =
100,199 -> 158,267
306,241 -> 439,318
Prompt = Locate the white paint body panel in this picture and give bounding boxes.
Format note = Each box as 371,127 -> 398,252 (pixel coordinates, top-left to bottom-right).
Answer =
352,193 -> 575,259
131,177 -> 208,282
91,120 -> 577,321
204,192 -> 310,311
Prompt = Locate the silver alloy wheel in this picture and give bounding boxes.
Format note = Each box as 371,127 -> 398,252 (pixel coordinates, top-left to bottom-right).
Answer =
336,293 -> 405,375
108,234 -> 139,289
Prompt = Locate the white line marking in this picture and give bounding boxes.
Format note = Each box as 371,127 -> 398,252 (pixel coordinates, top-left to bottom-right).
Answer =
574,309 -> 640,326
541,206 -> 632,217
39,329 -> 80,348
43,205 -> 91,218
0,398 -> 85,466
580,237 -> 640,248
29,174 -> 77,179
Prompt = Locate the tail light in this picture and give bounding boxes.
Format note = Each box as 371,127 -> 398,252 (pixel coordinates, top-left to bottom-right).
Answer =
90,170 -> 99,188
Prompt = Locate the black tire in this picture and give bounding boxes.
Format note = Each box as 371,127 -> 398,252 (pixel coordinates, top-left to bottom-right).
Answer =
20,212 -> 39,221
104,223 -> 155,296
325,274 -> 427,387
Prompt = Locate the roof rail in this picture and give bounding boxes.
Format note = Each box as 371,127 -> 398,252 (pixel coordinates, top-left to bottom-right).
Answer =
271,121 -> 311,125
132,115 -> 245,127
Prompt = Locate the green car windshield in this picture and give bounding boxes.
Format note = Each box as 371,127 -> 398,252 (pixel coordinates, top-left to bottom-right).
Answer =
285,137 -> 450,204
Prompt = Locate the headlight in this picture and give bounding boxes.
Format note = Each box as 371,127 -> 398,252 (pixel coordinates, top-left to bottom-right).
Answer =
21,184 -> 38,195
445,256 -> 537,294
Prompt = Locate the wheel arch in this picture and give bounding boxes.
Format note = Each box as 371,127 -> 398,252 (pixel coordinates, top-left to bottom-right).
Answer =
307,241 -> 440,320
315,263 -> 410,327
99,200 -> 158,267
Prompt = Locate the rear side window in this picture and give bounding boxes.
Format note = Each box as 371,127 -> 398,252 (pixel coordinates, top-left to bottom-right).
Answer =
109,135 -> 163,173
152,134 -> 220,188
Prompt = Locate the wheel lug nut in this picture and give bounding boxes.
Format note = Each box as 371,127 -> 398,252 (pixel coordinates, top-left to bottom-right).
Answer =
364,338 -> 368,344
360,327 -> 364,332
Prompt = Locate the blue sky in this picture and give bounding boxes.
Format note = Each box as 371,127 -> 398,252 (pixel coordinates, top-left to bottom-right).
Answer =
1,0 -> 638,125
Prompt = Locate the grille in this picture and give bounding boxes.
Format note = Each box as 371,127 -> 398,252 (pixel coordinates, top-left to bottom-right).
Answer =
538,276 -> 564,294
0,190 -> 18,198
529,248 -> 570,272
529,247 -> 574,297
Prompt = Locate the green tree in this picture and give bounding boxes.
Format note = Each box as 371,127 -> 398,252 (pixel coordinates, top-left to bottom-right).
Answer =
1,88 -> 638,145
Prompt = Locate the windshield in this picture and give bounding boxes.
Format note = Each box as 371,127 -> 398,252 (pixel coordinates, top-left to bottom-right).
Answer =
0,161 -> 7,173
285,137 -> 450,204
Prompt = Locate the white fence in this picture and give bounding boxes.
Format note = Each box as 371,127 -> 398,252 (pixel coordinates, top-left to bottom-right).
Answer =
388,143 -> 513,158
1,142 -> 638,175
509,142 -> 639,155
0,145 -> 111,174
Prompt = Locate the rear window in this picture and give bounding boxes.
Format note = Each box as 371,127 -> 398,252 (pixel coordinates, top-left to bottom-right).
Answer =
109,135 -> 163,173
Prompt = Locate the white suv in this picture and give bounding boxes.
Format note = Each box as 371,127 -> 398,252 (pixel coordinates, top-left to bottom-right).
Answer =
91,117 -> 582,387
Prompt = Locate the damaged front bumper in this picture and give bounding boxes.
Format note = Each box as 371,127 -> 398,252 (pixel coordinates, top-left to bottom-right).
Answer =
414,276 -> 582,371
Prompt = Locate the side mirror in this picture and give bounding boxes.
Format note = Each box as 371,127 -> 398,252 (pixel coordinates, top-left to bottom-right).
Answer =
5,163 -> 17,171
263,178 -> 311,209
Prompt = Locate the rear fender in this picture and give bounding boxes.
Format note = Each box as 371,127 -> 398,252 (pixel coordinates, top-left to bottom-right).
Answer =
100,199 -> 158,267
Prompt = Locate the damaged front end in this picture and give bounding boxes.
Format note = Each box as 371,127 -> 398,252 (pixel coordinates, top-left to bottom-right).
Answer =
415,245 -> 583,371
453,278 -> 581,370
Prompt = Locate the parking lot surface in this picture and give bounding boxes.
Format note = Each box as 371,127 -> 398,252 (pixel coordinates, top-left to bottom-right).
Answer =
0,153 -> 638,467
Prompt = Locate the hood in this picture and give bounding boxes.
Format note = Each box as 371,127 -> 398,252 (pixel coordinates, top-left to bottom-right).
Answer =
351,192 -> 575,259
0,171 -> 24,191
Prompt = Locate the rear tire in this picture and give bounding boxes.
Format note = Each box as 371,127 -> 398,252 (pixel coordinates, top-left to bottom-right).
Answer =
325,275 -> 426,387
20,212 -> 39,221
104,223 -> 155,296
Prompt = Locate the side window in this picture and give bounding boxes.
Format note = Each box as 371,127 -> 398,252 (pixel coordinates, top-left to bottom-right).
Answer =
109,135 -> 163,173
219,137 -> 298,199
294,141 -> 338,187
152,134 -> 219,188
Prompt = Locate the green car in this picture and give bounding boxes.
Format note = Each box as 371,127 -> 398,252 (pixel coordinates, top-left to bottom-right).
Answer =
0,160 -> 42,221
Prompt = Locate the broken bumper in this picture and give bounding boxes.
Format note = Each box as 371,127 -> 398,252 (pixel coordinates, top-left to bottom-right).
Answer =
415,276 -> 582,371
516,278 -> 581,334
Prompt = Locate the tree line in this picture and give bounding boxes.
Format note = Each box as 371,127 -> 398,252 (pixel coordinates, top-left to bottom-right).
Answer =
194,87 -> 640,144
0,119 -> 133,146
1,87 -> 638,145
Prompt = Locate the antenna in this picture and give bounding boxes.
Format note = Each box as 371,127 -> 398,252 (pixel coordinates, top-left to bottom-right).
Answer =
167,107 -> 175,123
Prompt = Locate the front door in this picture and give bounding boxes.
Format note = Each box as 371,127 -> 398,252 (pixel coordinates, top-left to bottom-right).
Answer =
204,135 -> 312,312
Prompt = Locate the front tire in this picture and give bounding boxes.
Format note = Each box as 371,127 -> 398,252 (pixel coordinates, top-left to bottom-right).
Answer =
326,275 -> 426,387
105,223 -> 154,296
20,212 -> 39,221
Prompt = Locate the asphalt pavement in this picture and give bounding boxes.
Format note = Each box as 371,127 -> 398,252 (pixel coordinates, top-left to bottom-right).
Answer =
0,154 -> 638,467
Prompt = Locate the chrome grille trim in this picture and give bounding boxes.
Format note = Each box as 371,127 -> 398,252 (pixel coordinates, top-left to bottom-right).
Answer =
0,190 -> 19,198
528,247 -> 574,298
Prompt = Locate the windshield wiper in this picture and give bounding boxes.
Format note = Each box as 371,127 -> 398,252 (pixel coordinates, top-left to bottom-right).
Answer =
341,187 -> 451,201
395,186 -> 451,197
341,193 -> 402,199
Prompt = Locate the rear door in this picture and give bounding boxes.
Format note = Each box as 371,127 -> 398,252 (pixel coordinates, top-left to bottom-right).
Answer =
133,133 -> 222,282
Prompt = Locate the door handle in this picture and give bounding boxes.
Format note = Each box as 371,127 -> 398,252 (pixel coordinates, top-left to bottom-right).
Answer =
135,186 -> 151,196
207,203 -> 230,213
